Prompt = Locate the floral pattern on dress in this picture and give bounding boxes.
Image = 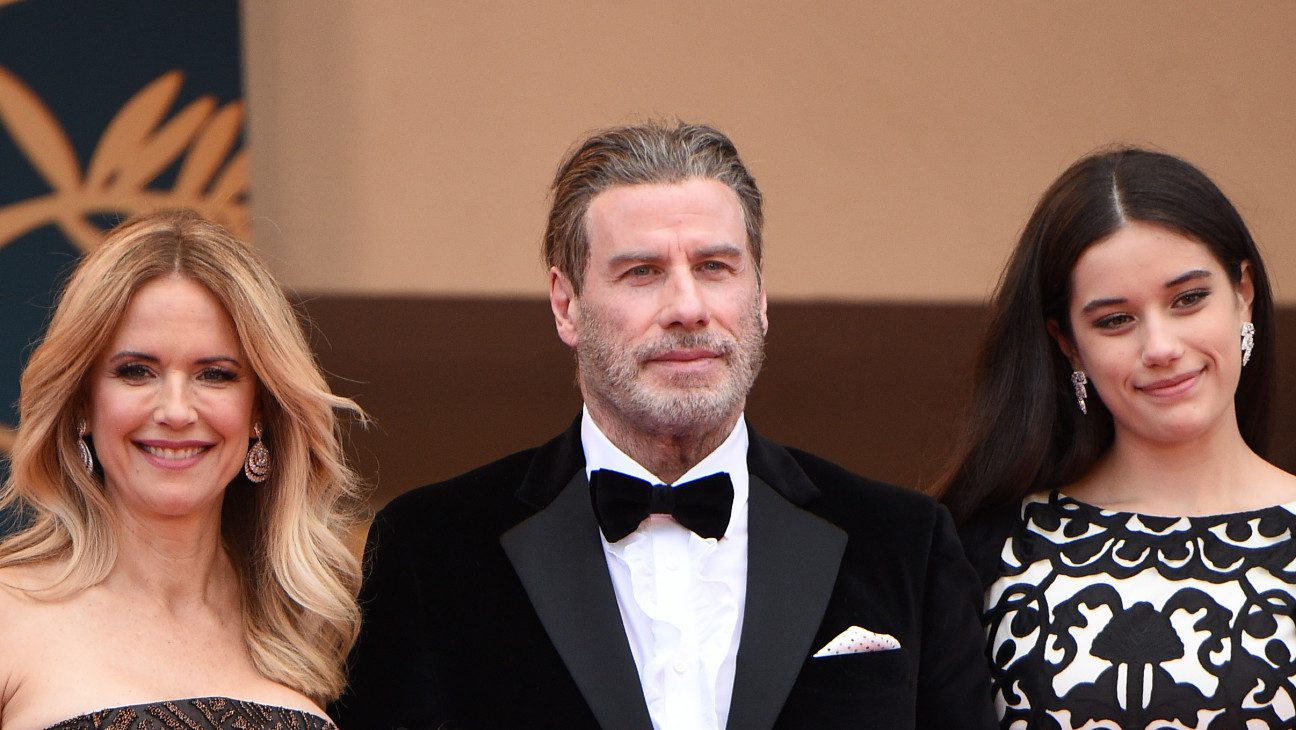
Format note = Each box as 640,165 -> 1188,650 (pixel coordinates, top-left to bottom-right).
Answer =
985,491 -> 1296,729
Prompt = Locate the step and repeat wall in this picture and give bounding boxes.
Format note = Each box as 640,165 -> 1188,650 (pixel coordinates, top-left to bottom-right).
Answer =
0,0 -> 246,529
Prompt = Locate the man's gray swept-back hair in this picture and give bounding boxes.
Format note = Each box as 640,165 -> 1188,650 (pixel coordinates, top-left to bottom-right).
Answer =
543,121 -> 764,293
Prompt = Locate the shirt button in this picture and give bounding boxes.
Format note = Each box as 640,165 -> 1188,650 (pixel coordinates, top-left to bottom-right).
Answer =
673,660 -> 687,674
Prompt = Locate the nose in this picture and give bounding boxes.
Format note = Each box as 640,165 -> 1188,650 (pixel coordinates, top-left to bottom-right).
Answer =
1140,314 -> 1183,367
154,373 -> 197,427
658,269 -> 710,330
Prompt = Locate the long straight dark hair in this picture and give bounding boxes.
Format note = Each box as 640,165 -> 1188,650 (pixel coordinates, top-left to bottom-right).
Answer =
937,147 -> 1276,525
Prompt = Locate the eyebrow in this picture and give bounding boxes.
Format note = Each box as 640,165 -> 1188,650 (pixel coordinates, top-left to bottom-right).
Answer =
1166,269 -> 1212,288
1079,269 -> 1213,314
606,251 -> 666,269
108,351 -> 243,367
694,243 -> 745,259
606,243 -> 745,268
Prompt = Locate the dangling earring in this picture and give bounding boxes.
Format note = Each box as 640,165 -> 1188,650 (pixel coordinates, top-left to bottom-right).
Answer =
1071,371 -> 1089,415
76,418 -> 94,474
1241,322 -> 1255,367
244,423 -> 270,483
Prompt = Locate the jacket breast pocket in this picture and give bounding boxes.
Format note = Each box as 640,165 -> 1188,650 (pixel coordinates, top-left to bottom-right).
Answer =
807,646 -> 911,687
776,648 -> 916,728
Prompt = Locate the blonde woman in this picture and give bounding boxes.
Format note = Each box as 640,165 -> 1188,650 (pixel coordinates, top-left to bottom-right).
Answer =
0,211 -> 365,729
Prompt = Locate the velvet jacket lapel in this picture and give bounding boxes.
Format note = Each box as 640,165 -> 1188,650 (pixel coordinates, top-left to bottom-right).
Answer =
727,428 -> 848,730
499,419 -> 847,730
499,420 -> 654,730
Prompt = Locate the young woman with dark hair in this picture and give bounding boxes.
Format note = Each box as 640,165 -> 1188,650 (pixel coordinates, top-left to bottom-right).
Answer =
939,148 -> 1296,728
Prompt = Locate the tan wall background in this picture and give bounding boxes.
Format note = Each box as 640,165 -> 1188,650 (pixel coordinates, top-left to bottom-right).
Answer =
241,1 -> 1296,303
236,2 -> 1296,507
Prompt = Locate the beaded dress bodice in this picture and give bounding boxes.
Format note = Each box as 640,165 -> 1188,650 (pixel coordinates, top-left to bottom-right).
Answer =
43,697 -> 336,730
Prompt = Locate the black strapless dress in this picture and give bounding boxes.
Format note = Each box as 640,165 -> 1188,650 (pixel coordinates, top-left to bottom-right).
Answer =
44,697 -> 336,730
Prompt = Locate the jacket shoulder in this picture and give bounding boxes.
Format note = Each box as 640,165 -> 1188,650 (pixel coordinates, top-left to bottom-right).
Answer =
783,446 -> 943,519
375,446 -> 539,531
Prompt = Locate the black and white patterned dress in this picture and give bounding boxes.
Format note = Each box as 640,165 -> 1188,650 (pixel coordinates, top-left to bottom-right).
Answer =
968,490 -> 1296,729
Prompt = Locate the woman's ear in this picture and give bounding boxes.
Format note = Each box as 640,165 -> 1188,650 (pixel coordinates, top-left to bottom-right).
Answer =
1046,318 -> 1081,370
1237,259 -> 1255,321
250,391 -> 263,435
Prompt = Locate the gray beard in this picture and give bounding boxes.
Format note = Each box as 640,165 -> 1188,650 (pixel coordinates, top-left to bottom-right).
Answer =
575,300 -> 766,435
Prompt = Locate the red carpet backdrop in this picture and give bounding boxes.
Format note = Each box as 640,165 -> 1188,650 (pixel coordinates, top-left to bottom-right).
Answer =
0,0 -> 246,530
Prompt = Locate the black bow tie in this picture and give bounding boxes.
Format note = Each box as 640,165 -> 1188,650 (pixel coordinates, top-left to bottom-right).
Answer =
589,469 -> 734,543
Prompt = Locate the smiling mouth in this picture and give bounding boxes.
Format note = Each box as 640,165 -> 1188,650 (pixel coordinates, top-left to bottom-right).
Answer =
1138,369 -> 1203,396
137,443 -> 210,460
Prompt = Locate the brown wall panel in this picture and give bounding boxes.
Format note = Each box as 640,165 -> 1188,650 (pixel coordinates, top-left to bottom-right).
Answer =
302,298 -> 1296,509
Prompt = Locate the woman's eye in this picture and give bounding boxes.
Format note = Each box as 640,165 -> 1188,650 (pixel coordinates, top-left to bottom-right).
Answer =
1174,289 -> 1210,308
114,363 -> 152,381
198,367 -> 238,383
1094,313 -> 1132,330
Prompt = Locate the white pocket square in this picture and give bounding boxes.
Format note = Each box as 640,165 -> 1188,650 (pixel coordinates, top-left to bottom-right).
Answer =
813,625 -> 901,657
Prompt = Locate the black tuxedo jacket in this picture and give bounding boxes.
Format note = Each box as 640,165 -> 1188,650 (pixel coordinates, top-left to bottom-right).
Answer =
331,421 -> 995,729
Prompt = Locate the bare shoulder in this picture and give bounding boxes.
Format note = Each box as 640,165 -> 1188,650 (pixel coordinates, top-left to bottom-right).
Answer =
0,560 -> 68,601
0,563 -> 46,718
0,560 -> 64,621
0,562 -> 44,618
1260,458 -> 1296,502
0,562 -> 74,686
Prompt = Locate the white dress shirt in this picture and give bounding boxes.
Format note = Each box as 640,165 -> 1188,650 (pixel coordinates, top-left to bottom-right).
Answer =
581,407 -> 749,730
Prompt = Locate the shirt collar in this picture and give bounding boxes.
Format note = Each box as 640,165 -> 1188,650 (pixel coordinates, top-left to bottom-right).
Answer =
580,405 -> 749,486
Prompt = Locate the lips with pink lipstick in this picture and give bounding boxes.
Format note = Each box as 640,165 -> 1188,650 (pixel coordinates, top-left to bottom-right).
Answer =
1137,368 -> 1204,398
135,439 -> 213,469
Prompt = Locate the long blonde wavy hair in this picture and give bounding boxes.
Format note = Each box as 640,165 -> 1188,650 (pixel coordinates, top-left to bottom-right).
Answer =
0,210 -> 367,702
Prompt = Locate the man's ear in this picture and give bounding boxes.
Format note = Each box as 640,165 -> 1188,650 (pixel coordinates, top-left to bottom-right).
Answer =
1046,318 -> 1080,369
758,285 -> 768,335
550,267 -> 580,348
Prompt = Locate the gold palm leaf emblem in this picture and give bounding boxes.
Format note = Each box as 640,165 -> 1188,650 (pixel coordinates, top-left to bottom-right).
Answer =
0,66 -> 248,250
0,66 -> 248,456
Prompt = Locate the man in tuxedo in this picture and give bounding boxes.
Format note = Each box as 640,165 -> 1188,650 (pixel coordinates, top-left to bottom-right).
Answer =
332,122 -> 995,729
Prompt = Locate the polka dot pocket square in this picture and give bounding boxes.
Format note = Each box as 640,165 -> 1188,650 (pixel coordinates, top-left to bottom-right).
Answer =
812,625 -> 901,657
